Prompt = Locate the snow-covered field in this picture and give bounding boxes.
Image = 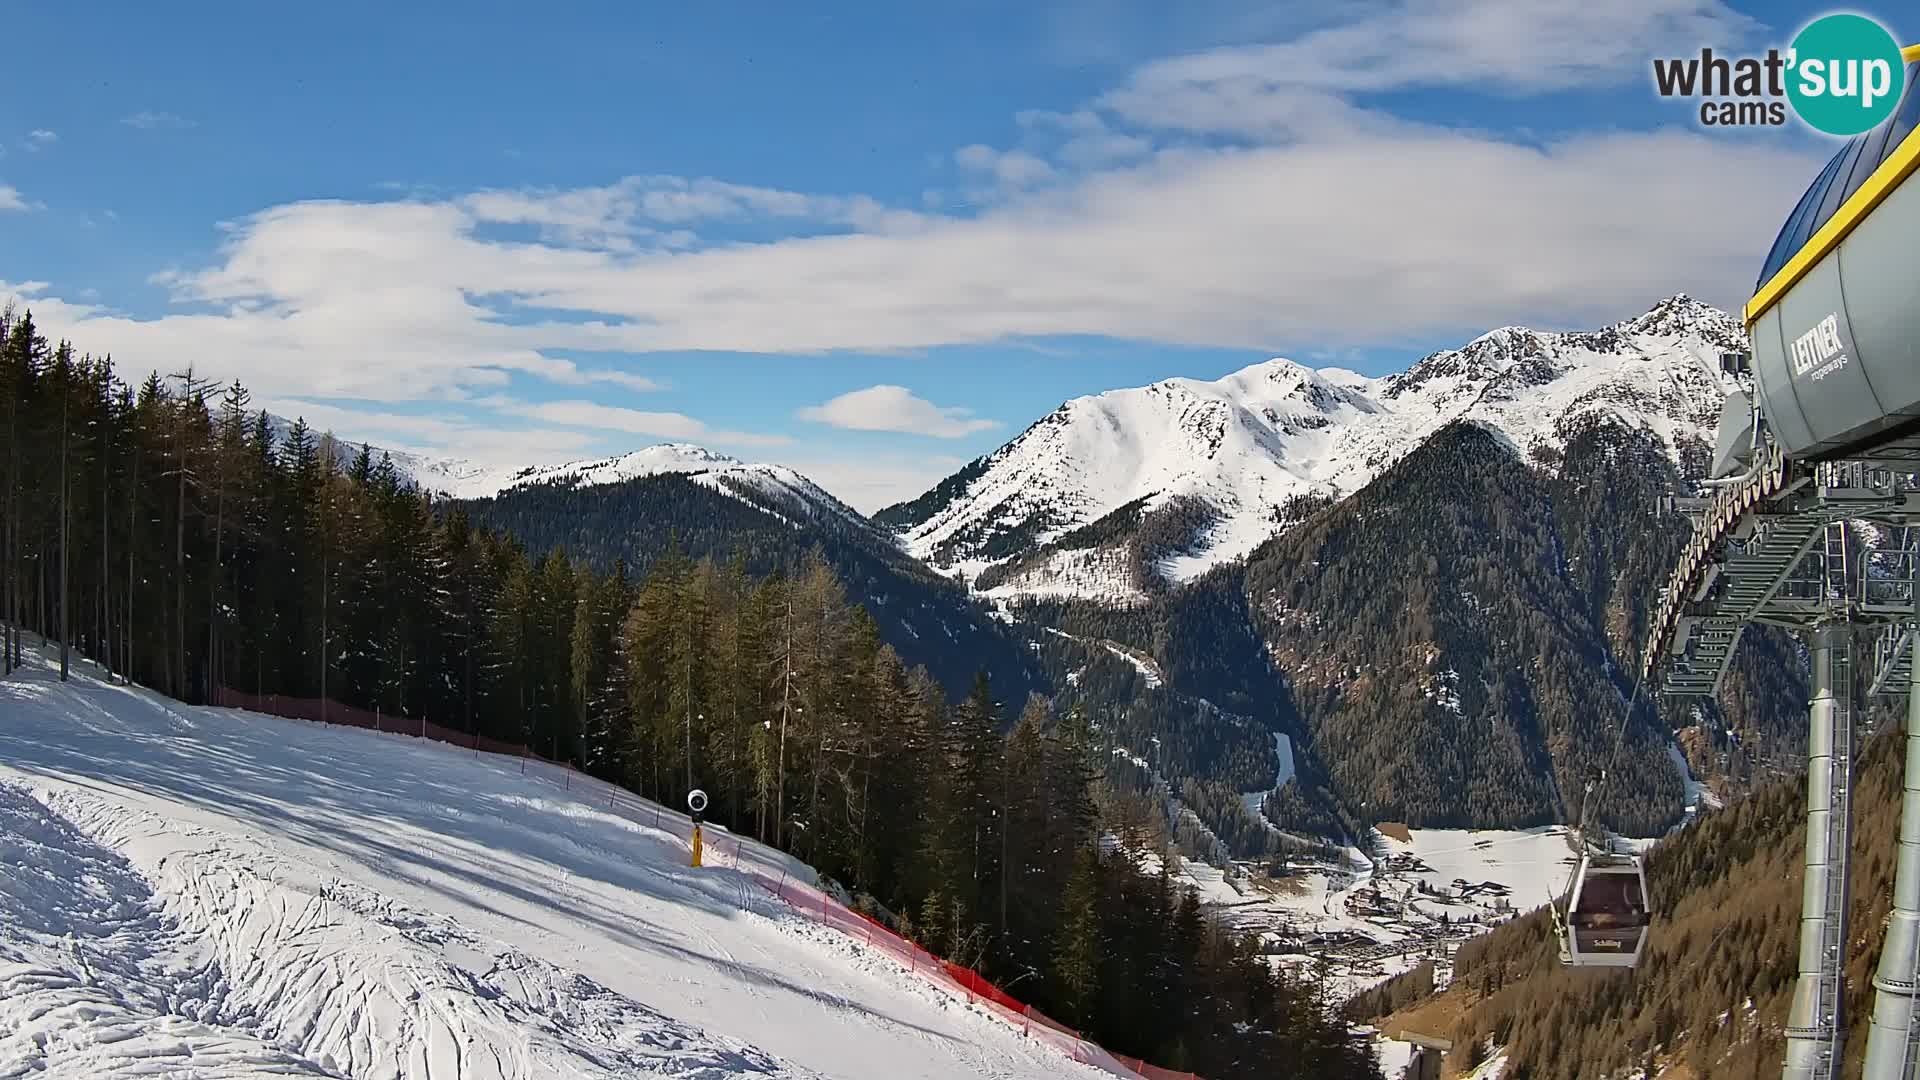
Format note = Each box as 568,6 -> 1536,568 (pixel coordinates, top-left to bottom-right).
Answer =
1374,827 -> 1577,915
1146,821 -> 1580,1017
0,648 -> 1105,1080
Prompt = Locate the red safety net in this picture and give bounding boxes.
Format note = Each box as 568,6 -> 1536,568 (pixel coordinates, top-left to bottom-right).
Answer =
212,687 -> 1203,1080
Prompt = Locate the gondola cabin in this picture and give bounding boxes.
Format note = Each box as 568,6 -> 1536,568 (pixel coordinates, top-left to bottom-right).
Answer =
1562,853 -> 1650,968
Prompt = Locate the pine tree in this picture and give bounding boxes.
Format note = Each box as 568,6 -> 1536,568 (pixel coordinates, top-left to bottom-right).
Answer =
1053,845 -> 1102,1027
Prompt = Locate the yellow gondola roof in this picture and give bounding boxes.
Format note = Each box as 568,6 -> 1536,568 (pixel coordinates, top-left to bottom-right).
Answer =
1747,45 -> 1920,326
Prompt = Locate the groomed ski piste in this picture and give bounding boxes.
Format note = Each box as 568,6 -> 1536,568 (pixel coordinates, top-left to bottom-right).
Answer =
0,645 -> 1116,1080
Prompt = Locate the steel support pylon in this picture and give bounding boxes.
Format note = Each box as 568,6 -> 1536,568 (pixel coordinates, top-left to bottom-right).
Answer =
1786,623 -> 1856,1080
1863,628 -> 1920,1079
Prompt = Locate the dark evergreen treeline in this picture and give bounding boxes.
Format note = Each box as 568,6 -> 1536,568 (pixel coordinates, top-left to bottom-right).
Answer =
0,307 -> 1379,1079
461,470 -> 1046,701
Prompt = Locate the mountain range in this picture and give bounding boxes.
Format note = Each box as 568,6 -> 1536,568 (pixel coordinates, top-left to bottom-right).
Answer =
876,294 -> 1745,605
311,294 -> 1796,851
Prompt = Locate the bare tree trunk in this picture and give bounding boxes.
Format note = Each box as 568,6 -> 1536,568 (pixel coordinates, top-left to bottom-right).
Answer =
320,487 -> 328,716
58,390 -> 68,681
99,400 -> 110,677
3,387 -> 15,677
777,594 -> 793,849
207,444 -> 225,701
804,584 -> 830,863
127,444 -> 139,686
464,589 -> 474,734
174,453 -> 186,699
999,763 -> 1009,935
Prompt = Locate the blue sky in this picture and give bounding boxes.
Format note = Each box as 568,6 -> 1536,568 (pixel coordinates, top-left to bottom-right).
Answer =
0,1 -> 1901,509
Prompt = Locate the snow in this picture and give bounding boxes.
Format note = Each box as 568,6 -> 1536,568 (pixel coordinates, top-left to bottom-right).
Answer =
975,548 -> 1148,607
1044,627 -> 1165,689
1378,827 -> 1578,915
1371,1034 -> 1417,1079
1239,733 -> 1295,827
284,426 -> 868,534
1467,1050 -> 1508,1079
1668,742 -> 1725,816
0,649 -> 1108,1080
897,296 -> 1741,603
1168,860 -> 1245,906
1100,642 -> 1161,688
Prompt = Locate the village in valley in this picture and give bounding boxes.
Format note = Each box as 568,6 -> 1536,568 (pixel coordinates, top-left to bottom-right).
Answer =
1160,822 -> 1569,1003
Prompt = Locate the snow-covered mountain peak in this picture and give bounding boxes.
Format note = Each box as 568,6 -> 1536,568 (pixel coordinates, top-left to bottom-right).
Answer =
883,297 -> 1743,605
261,418 -> 863,533
1216,357 -> 1374,411
496,443 -> 752,491
460,445 -> 866,531
1616,292 -> 1744,345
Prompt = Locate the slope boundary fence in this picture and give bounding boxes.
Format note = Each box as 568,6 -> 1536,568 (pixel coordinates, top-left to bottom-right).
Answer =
213,687 -> 1203,1080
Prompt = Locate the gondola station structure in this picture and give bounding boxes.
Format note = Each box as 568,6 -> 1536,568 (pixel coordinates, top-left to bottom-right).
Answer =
1637,42 -> 1920,1080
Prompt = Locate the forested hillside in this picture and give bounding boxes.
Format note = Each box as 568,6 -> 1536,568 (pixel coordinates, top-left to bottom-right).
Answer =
1358,703 -> 1907,1079
1015,415 -> 1807,839
0,306 -> 1379,1079
460,471 -> 1043,699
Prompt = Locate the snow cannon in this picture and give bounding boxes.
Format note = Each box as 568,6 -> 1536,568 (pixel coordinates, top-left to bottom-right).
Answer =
687,789 -> 708,868
1714,48 -> 1920,476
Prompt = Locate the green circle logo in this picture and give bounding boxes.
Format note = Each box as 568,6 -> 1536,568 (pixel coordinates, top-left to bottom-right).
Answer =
1787,14 -> 1906,136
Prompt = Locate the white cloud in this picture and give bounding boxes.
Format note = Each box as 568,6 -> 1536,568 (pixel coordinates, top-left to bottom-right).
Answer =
1117,0 -> 1760,104
459,175 -> 923,251
798,385 -> 999,438
0,185 -> 30,212
122,111 -> 194,130
579,370 -> 665,392
955,144 -> 1057,190
510,398 -> 790,448
1016,109 -> 1152,167
0,0 -> 1822,512
256,397 -> 602,467
26,130 -> 57,146
8,121 -> 1817,394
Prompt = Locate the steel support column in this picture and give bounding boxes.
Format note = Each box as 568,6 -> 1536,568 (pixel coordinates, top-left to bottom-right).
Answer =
1863,628 -> 1920,1079
1786,624 -> 1856,1080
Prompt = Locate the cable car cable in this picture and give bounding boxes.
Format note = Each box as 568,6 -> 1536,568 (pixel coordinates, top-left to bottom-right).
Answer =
1574,657 -> 1651,856
1553,649 -> 1656,967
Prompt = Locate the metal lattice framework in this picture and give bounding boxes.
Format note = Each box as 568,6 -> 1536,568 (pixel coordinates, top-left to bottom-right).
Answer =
1645,452 -> 1920,1079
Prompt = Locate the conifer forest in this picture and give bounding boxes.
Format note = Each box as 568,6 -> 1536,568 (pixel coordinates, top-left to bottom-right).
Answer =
0,307 -> 1380,1079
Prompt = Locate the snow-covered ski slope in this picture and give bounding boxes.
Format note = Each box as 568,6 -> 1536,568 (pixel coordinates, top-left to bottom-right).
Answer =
0,650 -> 1109,1080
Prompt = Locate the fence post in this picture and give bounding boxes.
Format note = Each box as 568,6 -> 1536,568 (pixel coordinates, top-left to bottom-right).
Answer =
376,707 -> 381,733
421,714 -> 425,739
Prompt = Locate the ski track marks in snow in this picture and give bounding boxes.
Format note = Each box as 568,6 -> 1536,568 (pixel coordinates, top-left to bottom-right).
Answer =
0,655 -> 1102,1080
0,780 -> 809,1080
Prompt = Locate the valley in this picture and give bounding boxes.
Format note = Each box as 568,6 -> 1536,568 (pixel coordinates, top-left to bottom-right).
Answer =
330,295 -> 1804,860
0,293 -> 1820,1080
